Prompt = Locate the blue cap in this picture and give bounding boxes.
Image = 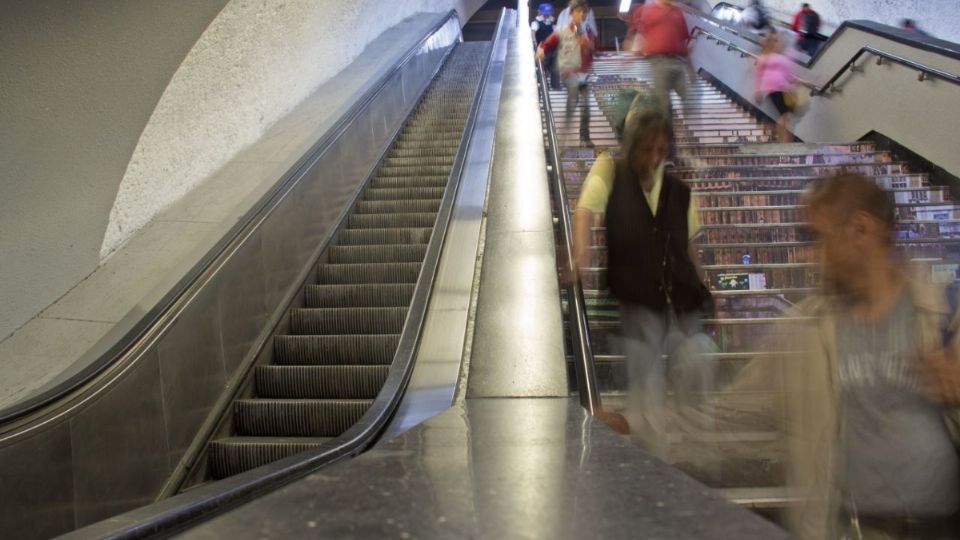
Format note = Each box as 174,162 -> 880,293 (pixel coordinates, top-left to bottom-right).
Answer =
538,3 -> 554,14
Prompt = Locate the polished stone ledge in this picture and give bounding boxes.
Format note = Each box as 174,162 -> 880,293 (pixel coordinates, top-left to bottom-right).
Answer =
179,398 -> 791,539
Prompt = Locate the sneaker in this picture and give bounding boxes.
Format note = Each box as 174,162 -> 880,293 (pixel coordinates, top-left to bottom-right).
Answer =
580,138 -> 594,149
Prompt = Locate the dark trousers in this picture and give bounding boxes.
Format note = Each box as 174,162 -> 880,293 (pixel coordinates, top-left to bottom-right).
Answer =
544,50 -> 561,90
798,36 -> 821,57
563,76 -> 590,140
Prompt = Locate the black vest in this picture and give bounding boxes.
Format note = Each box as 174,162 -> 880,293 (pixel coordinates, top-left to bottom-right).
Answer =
534,17 -> 555,46
605,162 -> 704,314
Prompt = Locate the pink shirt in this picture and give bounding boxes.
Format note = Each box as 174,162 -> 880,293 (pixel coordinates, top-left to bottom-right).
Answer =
756,53 -> 796,94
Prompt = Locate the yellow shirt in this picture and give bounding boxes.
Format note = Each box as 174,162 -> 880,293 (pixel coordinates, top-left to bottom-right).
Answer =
576,152 -> 700,238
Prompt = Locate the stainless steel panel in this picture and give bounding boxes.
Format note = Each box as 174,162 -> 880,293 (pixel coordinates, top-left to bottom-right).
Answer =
70,349 -> 169,526
157,282 -> 226,466
383,74 -> 405,132
260,191 -> 307,311
467,230 -> 567,398
0,422 -> 75,539
217,230 -> 268,375
367,92 -> 389,150
338,119 -> 371,188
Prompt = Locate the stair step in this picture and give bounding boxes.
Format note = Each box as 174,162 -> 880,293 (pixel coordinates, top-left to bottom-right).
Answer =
273,334 -> 399,365
290,306 -> 407,335
255,365 -> 390,399
234,399 -> 373,437
304,283 -> 416,307
318,262 -> 421,285
208,437 -> 332,479
338,227 -> 433,245
348,212 -> 437,229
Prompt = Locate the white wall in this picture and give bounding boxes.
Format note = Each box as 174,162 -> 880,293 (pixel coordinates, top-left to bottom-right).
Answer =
2,0 -> 482,341
102,0 -> 482,257
0,0 -> 229,341
713,0 -> 960,43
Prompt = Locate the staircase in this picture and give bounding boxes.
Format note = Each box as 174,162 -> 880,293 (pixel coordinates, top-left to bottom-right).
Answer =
546,51 -> 960,499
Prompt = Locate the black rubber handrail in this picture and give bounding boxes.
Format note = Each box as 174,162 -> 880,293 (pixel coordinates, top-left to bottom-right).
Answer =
60,10 -> 510,540
533,56 -> 601,414
0,13 -> 463,426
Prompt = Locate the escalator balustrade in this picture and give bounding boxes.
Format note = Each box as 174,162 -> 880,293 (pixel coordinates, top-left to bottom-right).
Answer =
205,43 -> 489,480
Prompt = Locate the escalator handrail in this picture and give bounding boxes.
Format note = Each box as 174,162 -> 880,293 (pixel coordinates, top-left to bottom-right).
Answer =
533,55 -> 601,414
0,12 -> 463,426
686,18 -> 960,95
60,10 -> 511,540
682,4 -> 960,95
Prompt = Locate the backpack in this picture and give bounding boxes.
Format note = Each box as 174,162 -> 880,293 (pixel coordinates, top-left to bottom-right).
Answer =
610,86 -> 662,140
753,7 -> 769,30
801,10 -> 820,37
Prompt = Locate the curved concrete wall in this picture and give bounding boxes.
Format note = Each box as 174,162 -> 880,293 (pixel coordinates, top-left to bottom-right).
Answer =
0,0 -> 229,340
713,0 -> 960,43
2,0 -> 482,341
102,0 -> 481,257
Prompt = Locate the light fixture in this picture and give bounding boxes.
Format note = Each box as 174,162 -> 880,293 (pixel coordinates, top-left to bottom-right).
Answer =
619,0 -> 631,13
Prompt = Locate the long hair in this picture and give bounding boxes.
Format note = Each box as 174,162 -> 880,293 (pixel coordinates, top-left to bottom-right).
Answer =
616,104 -> 673,172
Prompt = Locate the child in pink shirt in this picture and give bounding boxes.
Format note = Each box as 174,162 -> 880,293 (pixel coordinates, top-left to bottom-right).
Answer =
754,33 -> 797,142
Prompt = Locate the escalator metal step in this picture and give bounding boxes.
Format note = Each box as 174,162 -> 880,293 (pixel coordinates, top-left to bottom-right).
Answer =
304,283 -> 416,307
390,146 -> 458,158
328,244 -> 427,264
208,437 -> 332,479
255,365 -> 390,399
347,211 -> 437,229
370,177 -> 448,189
383,156 -> 453,168
273,334 -> 400,365
377,165 -> 452,177
364,187 -> 445,200
354,199 -> 441,214
234,399 -> 373,437
338,227 -> 433,245
290,306 -> 407,335
318,262 -> 421,284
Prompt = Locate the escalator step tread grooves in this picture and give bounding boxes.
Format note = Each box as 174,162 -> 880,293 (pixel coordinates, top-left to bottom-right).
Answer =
210,42 -> 490,481
208,437 -> 332,479
273,334 -> 400,365
305,283 -> 416,307
255,365 -> 390,399
317,262 -> 421,284
290,306 -> 408,335
234,399 -> 374,437
327,244 -> 427,264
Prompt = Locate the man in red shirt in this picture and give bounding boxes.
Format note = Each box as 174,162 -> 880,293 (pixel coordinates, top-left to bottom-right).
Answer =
629,0 -> 692,116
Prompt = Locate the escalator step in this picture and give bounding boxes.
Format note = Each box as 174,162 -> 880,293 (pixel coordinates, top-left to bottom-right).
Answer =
318,262 -> 421,284
328,244 -> 427,264
338,227 -> 433,245
390,146 -> 458,158
383,156 -> 453,168
354,199 -> 441,214
290,306 -> 407,335
255,365 -> 390,399
348,212 -> 436,229
234,399 -> 373,437
364,187 -> 445,200
304,283 -> 416,307
273,334 -> 399,365
208,437 -> 332,479
377,165 -> 451,177
370,177 -> 448,189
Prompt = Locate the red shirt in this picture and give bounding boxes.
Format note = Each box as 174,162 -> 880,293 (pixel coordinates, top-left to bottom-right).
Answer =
631,3 -> 689,56
539,24 -> 597,74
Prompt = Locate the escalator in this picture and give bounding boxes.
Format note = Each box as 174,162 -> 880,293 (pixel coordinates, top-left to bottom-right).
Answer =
190,43 -> 490,484
540,51 -> 960,511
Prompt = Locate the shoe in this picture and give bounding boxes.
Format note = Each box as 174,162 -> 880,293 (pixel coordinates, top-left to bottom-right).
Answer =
580,138 -> 594,149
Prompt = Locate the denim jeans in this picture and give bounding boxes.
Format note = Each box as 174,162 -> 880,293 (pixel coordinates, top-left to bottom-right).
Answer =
563,75 -> 590,140
620,303 -> 716,456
